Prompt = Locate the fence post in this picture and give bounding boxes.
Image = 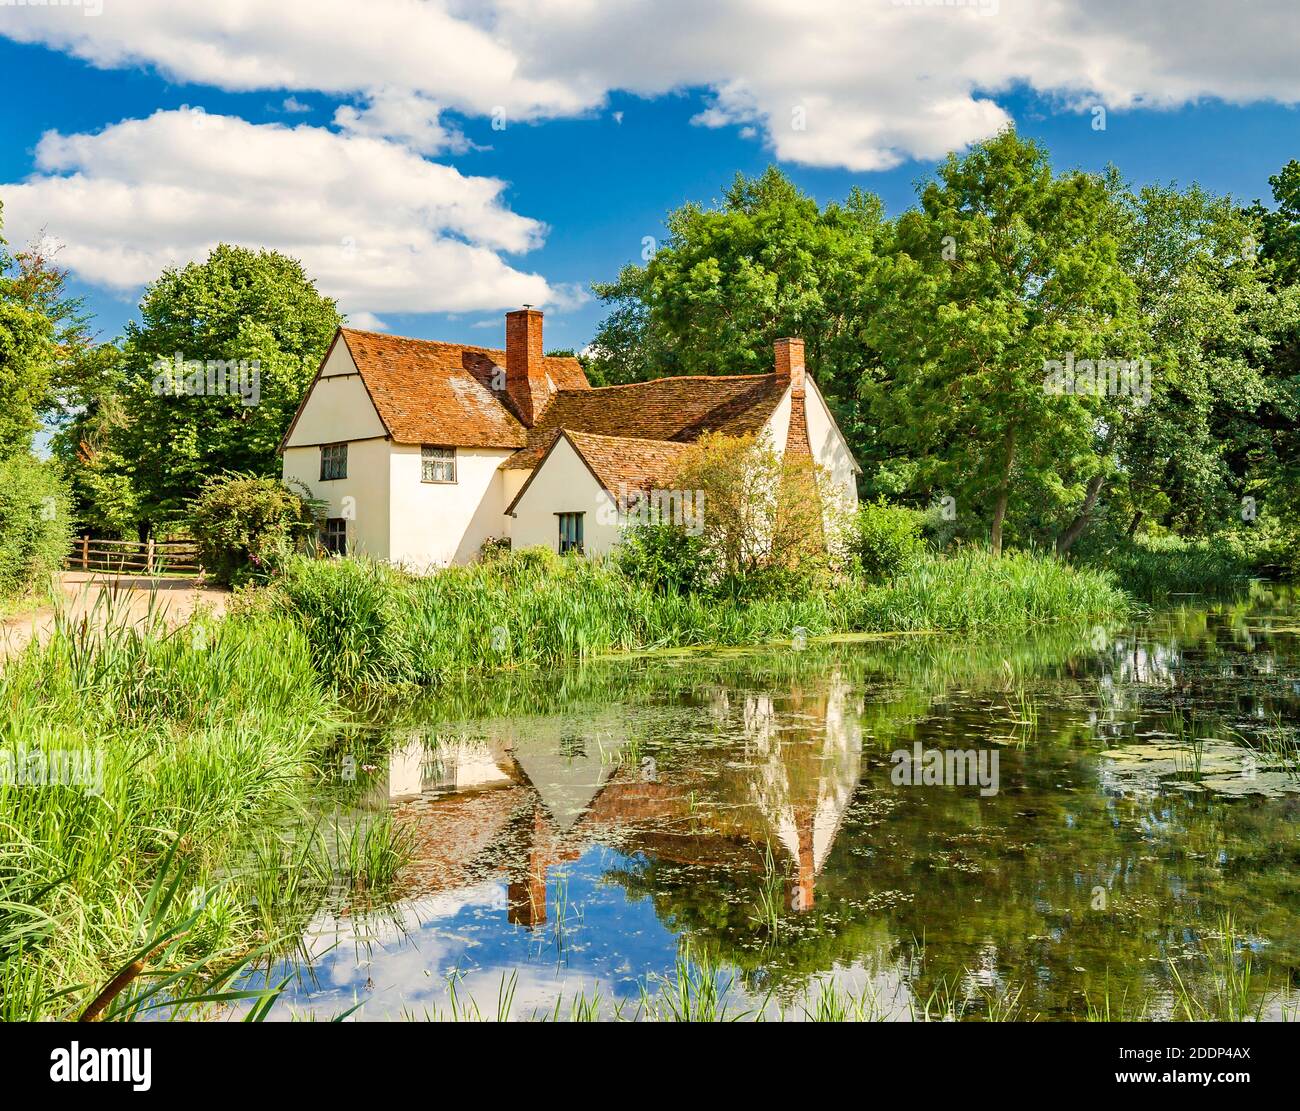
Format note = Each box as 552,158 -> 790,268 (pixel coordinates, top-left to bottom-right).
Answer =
146,537 -> 155,576
82,534 -> 89,571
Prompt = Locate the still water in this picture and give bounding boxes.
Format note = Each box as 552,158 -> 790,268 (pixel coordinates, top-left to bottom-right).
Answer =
259,588 -> 1299,1020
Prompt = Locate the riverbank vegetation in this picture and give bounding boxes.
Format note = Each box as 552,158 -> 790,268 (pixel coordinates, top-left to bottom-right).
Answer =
1,133 -> 1295,582
3,131 -> 1298,1023
262,545 -> 1131,694
0,597 -> 361,1020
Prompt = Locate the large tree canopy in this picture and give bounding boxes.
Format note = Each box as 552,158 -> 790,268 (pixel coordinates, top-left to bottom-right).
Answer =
100,244 -> 341,530
0,204 -> 56,460
588,140 -> 1300,559
588,166 -> 883,454
862,131 -> 1139,555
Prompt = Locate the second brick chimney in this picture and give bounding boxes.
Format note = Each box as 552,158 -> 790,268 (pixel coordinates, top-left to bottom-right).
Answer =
774,337 -> 806,397
505,308 -> 550,426
774,337 -> 812,459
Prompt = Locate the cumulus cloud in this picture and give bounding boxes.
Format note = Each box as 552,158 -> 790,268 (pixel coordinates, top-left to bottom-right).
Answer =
334,88 -> 470,155
2,1 -> 1299,170
0,110 -> 563,314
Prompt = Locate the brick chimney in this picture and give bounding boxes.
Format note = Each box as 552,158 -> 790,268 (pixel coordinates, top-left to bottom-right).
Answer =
775,337 -> 812,459
774,337 -> 806,397
505,307 -> 550,426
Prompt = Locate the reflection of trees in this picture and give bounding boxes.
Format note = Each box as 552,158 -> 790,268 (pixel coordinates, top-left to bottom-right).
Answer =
337,595 -> 1298,1016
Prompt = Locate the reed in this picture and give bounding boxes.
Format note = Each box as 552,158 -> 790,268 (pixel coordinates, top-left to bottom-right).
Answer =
0,599 -> 339,1020
270,549 -> 1132,694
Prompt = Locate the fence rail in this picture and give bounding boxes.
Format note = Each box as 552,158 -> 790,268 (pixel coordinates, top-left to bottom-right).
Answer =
65,537 -> 203,576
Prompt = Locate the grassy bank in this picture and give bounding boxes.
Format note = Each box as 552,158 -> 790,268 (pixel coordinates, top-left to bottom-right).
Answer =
0,600 -> 342,1020
267,548 -> 1132,693
1084,535 -> 1254,601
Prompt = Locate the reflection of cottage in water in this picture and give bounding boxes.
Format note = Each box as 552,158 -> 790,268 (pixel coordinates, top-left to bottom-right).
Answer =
378,673 -> 862,926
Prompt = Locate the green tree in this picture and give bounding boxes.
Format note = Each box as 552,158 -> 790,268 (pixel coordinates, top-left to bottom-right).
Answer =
0,204 -> 56,459
1245,163 -> 1300,530
1253,159 -> 1300,287
589,167 -> 883,462
1108,181 -> 1281,541
108,244 -> 341,531
188,472 -> 318,586
862,130 -> 1139,556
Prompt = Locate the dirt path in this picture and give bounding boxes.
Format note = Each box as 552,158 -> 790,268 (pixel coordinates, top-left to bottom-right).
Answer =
0,572 -> 230,661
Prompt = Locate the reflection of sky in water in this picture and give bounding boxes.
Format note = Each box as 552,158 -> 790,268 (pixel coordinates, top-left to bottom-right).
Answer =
258,846 -> 686,1020
246,589 -> 1300,1021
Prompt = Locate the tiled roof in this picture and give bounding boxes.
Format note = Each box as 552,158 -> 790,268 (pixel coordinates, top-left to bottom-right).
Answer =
336,328 -> 588,448
505,430 -> 691,515
501,374 -> 786,470
566,431 -> 690,494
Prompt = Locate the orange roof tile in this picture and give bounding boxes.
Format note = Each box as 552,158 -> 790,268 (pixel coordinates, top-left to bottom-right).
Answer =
566,430 -> 690,493
502,374 -> 786,470
505,430 -> 692,515
336,328 -> 588,448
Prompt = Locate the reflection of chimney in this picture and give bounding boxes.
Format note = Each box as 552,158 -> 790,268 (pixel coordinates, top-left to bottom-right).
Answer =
506,308 -> 550,427
507,809 -> 549,927
774,338 -> 812,460
785,809 -> 816,913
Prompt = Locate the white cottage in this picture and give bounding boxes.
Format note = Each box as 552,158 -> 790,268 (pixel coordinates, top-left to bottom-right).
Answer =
279,309 -> 859,567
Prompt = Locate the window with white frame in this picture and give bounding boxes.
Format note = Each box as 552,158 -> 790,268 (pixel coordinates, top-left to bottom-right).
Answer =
322,517 -> 347,555
421,445 -> 456,483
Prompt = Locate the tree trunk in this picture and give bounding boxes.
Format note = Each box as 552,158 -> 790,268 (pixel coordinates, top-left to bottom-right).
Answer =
989,431 -> 1016,558
1126,510 -> 1143,538
1055,472 -> 1106,557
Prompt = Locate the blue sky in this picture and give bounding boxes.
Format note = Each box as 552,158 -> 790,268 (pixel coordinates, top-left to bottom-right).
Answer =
2,2 -> 1298,355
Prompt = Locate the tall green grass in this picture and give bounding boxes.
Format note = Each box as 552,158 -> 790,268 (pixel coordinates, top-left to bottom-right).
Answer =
270,549 -> 1132,693
1083,535 -> 1252,601
0,594 -> 340,1019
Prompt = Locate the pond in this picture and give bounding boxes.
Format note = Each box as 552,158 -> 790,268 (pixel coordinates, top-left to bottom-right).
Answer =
253,586 -> 1300,1020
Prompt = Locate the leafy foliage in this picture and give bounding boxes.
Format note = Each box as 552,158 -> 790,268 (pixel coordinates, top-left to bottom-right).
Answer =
844,499 -> 926,582
615,520 -> 716,595
588,167 -> 882,451
0,205 -> 56,459
188,473 -> 318,586
863,130 -> 1139,556
0,453 -> 74,599
671,431 -> 838,584
105,245 -> 341,531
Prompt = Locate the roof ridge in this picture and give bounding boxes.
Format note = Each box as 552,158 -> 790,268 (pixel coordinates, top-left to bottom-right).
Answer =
574,372 -> 778,393
561,428 -> 688,448
341,327 -> 582,364
342,328 -> 504,358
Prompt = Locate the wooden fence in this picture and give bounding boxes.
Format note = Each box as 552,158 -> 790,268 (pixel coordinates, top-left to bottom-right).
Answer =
66,537 -> 203,576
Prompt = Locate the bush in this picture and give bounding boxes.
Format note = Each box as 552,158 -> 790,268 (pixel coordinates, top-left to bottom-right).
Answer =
478,535 -> 511,561
0,453 -> 74,600
615,521 -> 716,595
844,498 -> 926,582
1218,516 -> 1296,579
188,473 -> 317,586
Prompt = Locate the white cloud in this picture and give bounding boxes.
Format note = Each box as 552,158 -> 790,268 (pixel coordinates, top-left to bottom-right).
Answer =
334,88 -> 470,155
346,311 -> 388,331
0,110 -> 566,314
2,1 -> 1299,170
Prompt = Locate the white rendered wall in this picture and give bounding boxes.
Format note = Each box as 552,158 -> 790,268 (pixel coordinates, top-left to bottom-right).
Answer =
282,436 -> 392,559
388,445 -> 516,570
509,437 -> 623,556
